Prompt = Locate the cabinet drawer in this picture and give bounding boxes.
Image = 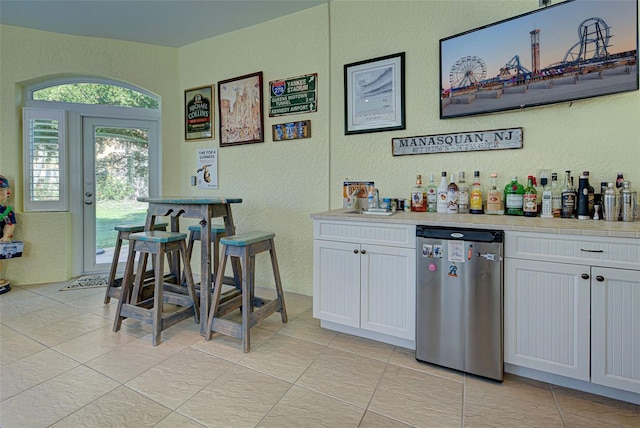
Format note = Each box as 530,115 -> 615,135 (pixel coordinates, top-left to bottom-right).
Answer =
505,231 -> 640,269
314,220 -> 416,249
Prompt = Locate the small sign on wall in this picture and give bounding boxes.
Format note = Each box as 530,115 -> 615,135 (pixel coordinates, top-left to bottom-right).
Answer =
392,127 -> 523,156
272,120 -> 311,141
196,148 -> 218,189
269,74 -> 317,117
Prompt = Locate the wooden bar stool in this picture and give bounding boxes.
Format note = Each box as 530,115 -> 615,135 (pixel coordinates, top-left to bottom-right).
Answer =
206,231 -> 288,352
104,222 -> 168,304
185,223 -> 226,280
113,231 -> 199,346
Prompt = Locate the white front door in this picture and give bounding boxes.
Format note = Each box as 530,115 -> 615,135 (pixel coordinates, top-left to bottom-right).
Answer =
82,117 -> 159,274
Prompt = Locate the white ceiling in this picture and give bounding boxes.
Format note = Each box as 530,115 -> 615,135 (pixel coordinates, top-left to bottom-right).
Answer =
0,0 -> 327,48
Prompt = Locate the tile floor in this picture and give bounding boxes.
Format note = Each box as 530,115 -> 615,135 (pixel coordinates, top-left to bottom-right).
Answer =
1,281 -> 638,427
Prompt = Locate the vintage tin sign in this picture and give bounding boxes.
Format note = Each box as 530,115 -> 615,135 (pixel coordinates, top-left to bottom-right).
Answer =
269,73 -> 317,117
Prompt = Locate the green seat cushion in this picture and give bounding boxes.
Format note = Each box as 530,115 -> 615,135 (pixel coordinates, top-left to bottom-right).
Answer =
220,231 -> 275,247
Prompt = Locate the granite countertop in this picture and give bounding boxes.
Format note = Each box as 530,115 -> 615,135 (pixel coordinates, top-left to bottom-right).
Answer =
311,209 -> 640,239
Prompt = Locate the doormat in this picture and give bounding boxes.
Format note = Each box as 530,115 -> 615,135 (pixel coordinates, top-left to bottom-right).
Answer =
60,275 -> 108,291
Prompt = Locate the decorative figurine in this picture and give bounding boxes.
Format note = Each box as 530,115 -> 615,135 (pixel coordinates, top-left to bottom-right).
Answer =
0,175 -> 16,294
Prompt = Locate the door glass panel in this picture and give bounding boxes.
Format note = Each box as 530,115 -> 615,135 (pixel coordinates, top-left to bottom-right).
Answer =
93,126 -> 149,266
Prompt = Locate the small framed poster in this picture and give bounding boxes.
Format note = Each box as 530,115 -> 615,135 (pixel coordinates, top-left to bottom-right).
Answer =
185,85 -> 214,141
218,72 -> 264,147
344,52 -> 405,135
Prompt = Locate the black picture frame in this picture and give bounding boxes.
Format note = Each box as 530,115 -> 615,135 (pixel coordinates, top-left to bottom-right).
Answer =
184,85 -> 213,141
440,0 -> 638,119
344,52 -> 406,135
218,71 -> 264,147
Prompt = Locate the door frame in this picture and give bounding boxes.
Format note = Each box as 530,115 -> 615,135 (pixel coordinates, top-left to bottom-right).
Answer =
81,116 -> 160,274
66,105 -> 161,277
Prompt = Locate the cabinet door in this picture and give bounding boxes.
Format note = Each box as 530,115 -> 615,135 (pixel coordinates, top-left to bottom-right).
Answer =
313,239 -> 361,327
360,244 -> 416,340
505,259 -> 590,381
591,267 -> 640,393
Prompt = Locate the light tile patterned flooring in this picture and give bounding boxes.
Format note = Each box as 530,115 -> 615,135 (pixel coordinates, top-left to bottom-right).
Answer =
1,281 -> 638,427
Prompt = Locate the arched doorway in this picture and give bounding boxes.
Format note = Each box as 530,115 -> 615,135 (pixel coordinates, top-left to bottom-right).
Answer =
24,78 -> 161,274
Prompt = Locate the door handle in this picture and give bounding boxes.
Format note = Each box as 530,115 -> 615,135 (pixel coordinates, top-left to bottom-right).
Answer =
596,275 -> 605,282
581,273 -> 589,280
354,249 -> 359,254
85,192 -> 93,197
360,249 -> 366,254
84,201 -> 93,205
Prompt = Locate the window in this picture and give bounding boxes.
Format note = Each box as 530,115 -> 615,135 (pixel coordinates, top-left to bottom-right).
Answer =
23,108 -> 67,211
32,82 -> 159,109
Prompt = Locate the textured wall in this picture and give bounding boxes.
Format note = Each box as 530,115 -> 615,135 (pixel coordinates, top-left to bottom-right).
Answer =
177,6 -> 330,294
329,0 -> 639,208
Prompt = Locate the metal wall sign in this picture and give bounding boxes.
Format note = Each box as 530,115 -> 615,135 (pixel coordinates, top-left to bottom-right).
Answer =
392,127 -> 523,156
269,73 -> 317,116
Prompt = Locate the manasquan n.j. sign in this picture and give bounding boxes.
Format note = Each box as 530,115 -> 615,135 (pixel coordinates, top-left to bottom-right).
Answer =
392,127 -> 523,156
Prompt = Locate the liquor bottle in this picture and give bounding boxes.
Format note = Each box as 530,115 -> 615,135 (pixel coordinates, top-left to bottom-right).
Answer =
585,172 -> 595,216
411,174 -> 427,212
437,171 -> 448,213
577,173 -> 590,220
523,175 -> 537,217
486,173 -> 503,215
541,176 -> 553,218
447,174 -> 459,214
504,176 -> 524,216
533,176 -> 542,215
469,171 -> 483,214
561,170 -> 576,218
457,172 -> 469,214
616,172 -> 624,189
426,173 -> 438,213
551,173 -> 562,218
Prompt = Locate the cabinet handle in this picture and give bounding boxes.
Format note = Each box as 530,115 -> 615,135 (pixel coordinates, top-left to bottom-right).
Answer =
580,249 -> 604,253
581,273 -> 590,280
360,249 -> 366,254
596,275 -> 605,282
353,249 -> 359,254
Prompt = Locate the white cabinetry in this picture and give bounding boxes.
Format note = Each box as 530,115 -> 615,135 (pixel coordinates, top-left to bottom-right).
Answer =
505,232 -> 640,395
505,258 -> 590,380
313,220 -> 416,347
591,267 -> 640,393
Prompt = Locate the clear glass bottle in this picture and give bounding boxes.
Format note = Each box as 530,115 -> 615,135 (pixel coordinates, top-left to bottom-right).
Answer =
411,174 -> 427,212
457,172 -> 469,214
523,175 -> 537,217
426,173 -> 437,213
485,173 -> 503,215
447,174 -> 459,214
469,171 -> 483,214
541,176 -> 553,218
437,171 -> 448,213
561,170 -> 576,218
504,176 -> 524,216
551,173 -> 562,218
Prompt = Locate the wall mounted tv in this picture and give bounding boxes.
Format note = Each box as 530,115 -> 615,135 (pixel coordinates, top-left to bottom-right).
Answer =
439,0 -> 638,119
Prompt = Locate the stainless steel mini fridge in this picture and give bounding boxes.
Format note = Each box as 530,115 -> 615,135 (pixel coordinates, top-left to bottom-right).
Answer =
415,226 -> 504,381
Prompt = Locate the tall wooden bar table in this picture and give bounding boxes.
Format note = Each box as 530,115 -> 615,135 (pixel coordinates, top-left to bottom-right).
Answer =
137,196 -> 243,335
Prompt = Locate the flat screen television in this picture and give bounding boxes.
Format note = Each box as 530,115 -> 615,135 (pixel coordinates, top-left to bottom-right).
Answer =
439,0 -> 638,119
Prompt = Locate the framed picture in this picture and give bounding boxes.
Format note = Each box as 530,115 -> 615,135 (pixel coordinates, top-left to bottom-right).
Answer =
218,71 -> 264,146
344,52 -> 405,135
272,120 -> 311,141
440,0 -> 639,119
184,85 -> 213,141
